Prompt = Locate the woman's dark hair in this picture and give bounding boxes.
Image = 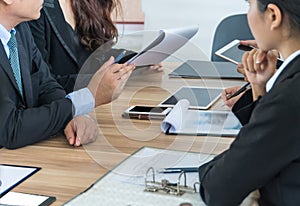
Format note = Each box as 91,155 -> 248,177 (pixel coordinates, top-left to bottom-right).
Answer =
256,0 -> 300,32
71,0 -> 121,51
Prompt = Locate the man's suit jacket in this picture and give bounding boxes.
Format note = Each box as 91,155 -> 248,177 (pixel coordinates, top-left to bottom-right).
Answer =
0,23 -> 73,149
199,55 -> 300,205
28,0 -> 134,93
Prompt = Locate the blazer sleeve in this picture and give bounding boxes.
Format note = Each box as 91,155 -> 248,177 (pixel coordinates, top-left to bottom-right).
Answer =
198,85 -> 300,205
0,23 -> 73,149
31,36 -> 67,105
0,90 -> 73,149
231,89 -> 256,125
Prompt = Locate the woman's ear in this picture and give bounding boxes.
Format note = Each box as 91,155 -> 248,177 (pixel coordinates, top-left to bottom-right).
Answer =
2,0 -> 14,5
266,4 -> 282,31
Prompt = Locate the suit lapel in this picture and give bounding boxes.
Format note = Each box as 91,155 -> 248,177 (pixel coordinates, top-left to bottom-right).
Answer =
273,55 -> 300,88
17,33 -> 34,107
0,43 -> 24,101
43,0 -> 78,63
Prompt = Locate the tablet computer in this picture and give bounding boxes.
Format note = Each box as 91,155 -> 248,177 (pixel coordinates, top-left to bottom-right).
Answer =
168,60 -> 243,79
158,86 -> 222,110
215,39 -> 248,65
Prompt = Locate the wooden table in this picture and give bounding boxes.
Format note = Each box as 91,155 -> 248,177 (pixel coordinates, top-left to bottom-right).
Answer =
0,62 -> 245,205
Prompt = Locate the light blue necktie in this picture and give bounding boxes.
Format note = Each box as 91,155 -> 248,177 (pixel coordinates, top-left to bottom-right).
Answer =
8,31 -> 23,96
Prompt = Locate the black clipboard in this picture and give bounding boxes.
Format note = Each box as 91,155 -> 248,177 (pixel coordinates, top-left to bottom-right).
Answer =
0,164 -> 41,198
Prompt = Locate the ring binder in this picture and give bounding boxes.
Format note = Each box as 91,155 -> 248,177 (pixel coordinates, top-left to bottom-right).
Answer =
144,167 -> 200,196
64,147 -> 210,205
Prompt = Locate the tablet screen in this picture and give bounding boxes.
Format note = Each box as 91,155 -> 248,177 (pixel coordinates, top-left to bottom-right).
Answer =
159,87 -> 222,109
168,60 -> 243,79
215,39 -> 246,65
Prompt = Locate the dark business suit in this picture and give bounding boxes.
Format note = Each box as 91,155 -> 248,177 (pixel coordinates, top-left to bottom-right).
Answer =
28,0 -> 134,93
199,55 -> 300,205
0,23 -> 73,149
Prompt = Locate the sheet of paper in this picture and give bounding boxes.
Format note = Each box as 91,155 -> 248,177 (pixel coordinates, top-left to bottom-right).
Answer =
66,180 -> 204,206
106,147 -> 214,187
128,25 -> 199,66
161,99 -> 190,133
0,192 -> 54,206
0,164 -> 40,198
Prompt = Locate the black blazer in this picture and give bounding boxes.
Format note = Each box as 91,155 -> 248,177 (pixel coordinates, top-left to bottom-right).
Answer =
28,0 -> 135,93
0,23 -> 73,149
199,55 -> 300,205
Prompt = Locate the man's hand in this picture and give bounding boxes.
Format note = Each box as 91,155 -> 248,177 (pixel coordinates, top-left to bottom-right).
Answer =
88,56 -> 135,107
64,115 -> 99,147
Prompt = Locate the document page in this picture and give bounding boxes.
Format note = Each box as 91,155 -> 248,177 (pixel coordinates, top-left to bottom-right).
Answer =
106,147 -> 214,187
127,25 -> 199,66
0,192 -> 55,206
0,164 -> 40,198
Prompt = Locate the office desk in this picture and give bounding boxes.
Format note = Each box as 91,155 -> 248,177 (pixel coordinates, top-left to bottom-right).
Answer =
0,62 -> 245,205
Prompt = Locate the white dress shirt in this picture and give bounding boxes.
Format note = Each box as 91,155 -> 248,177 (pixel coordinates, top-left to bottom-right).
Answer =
266,50 -> 300,92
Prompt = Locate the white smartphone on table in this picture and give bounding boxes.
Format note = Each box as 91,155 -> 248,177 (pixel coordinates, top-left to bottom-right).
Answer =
122,106 -> 172,120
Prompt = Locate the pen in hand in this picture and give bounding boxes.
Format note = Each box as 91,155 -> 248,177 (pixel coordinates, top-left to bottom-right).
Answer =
226,82 -> 251,100
225,44 -> 280,101
238,44 -> 284,68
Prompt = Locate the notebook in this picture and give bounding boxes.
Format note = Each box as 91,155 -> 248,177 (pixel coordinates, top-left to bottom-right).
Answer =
161,99 -> 242,137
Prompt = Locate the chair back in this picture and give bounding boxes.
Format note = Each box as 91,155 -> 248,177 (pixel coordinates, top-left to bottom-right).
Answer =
211,14 -> 254,61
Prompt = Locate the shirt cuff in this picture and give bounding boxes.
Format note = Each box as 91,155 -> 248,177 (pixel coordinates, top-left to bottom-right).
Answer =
66,88 -> 95,117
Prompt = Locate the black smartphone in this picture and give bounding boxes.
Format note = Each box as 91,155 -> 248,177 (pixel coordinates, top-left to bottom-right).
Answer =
122,106 -> 172,120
